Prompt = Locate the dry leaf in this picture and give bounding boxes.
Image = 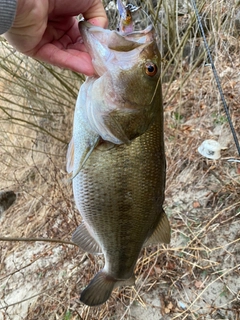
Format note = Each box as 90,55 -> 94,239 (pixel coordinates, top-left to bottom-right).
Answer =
165,301 -> 173,313
154,266 -> 162,274
237,164 -> 240,175
165,307 -> 170,314
193,201 -> 201,208
166,262 -> 175,270
195,280 -> 204,289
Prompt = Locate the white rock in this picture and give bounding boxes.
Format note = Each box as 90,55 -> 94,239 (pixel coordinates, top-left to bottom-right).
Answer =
198,140 -> 221,159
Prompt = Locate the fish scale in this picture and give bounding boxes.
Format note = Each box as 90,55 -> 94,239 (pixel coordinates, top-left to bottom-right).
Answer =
72,106 -> 167,299
67,21 -> 171,307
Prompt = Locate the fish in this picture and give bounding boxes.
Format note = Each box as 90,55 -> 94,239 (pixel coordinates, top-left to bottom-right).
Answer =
66,20 -> 171,307
117,0 -> 141,34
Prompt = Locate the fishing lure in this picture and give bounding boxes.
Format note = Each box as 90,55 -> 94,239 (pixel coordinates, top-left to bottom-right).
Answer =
117,0 -> 141,34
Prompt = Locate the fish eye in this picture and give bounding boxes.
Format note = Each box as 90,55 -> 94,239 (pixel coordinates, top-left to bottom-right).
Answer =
145,62 -> 157,77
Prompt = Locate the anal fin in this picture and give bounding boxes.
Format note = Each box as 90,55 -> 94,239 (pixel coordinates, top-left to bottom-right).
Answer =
72,223 -> 102,254
144,210 -> 171,246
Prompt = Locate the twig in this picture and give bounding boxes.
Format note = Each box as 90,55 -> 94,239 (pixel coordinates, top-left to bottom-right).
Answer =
0,237 -> 77,246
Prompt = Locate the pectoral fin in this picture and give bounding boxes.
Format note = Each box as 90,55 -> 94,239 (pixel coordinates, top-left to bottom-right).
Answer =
72,135 -> 100,179
72,223 -> 102,254
144,210 -> 171,246
66,137 -> 74,173
96,139 -> 115,152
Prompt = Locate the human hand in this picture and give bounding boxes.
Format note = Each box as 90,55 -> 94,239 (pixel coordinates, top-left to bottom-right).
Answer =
4,0 -> 108,75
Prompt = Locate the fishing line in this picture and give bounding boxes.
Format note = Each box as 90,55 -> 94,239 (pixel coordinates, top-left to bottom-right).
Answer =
191,0 -> 240,156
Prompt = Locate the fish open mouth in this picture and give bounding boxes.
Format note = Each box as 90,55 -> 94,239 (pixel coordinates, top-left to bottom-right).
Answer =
79,21 -> 156,77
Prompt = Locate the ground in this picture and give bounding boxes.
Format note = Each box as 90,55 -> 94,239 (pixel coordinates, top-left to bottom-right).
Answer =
0,1 -> 239,319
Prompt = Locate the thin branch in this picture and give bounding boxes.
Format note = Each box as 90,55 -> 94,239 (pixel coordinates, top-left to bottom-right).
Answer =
0,237 -> 77,246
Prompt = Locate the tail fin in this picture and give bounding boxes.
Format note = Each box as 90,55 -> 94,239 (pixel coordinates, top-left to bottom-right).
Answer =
80,271 -> 116,306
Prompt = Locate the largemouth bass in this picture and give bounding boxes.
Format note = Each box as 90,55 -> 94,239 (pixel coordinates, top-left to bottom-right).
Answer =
67,21 -> 170,307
